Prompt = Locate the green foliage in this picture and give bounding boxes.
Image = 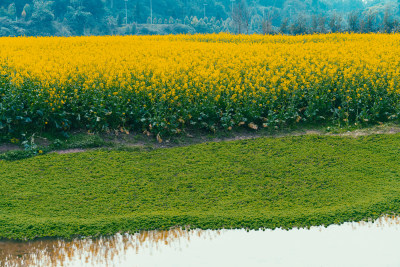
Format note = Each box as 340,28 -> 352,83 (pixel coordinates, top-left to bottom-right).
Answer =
0,133 -> 107,161
0,149 -> 35,161
61,134 -> 107,149
30,0 -> 55,35
65,6 -> 93,35
1,134 -> 400,240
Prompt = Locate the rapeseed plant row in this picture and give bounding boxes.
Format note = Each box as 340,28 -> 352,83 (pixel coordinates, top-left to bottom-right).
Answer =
1,33 -> 399,138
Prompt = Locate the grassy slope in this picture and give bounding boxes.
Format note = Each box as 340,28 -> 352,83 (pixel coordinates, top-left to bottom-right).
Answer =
1,134 -> 400,240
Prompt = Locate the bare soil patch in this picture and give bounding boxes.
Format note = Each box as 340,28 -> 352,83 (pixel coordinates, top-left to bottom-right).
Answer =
56,149 -> 86,155
2,123 -> 400,156
0,144 -> 20,153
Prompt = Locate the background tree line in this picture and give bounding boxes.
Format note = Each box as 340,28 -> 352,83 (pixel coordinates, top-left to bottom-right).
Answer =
1,0 -> 400,36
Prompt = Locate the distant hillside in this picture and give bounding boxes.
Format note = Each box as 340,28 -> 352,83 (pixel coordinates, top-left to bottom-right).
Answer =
0,0 -> 399,36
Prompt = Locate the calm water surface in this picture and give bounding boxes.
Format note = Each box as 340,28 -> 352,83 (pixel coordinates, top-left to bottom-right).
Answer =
1,216 -> 400,267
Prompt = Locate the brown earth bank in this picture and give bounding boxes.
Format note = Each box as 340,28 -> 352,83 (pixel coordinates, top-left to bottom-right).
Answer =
1,123 -> 400,156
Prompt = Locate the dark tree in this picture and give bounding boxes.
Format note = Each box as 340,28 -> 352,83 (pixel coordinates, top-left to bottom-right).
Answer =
232,0 -> 250,34
65,6 -> 93,35
53,0 -> 69,20
347,11 -> 359,32
383,7 -> 395,33
30,0 -> 55,35
15,0 -> 32,18
329,13 -> 342,33
81,0 -> 105,18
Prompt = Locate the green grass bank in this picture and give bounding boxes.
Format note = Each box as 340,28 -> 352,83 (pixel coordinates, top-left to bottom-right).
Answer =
1,134 -> 400,240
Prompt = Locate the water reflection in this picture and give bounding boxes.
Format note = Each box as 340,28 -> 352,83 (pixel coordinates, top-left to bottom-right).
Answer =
1,216 -> 400,267
0,228 -> 219,267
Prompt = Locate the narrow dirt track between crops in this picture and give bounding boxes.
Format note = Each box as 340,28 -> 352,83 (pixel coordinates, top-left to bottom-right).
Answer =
56,148 -> 87,154
0,144 -> 19,153
2,124 -> 400,156
52,124 -> 400,154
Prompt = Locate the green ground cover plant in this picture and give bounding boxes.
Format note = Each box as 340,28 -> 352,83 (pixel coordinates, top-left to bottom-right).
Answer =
1,134 -> 400,240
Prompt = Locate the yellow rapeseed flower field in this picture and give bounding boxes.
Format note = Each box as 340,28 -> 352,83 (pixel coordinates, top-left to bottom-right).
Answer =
0,33 -> 400,136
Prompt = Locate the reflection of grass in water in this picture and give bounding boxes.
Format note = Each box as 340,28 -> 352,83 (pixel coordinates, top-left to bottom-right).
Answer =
3,134 -> 400,240
0,228 -> 220,267
2,216 -> 400,266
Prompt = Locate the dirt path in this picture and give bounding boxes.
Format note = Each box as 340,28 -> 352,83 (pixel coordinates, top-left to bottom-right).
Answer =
2,124 -> 400,155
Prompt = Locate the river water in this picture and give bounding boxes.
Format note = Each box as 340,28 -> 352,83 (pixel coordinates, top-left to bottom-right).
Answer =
1,216 -> 400,267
